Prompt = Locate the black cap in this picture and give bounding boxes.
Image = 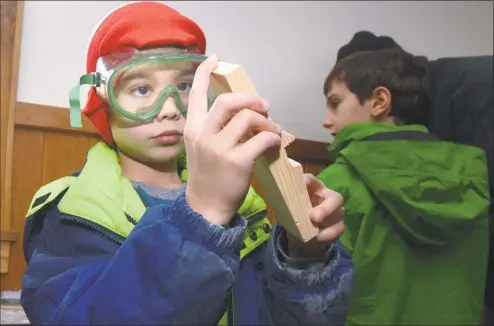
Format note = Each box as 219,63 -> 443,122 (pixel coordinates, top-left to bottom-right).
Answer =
336,31 -> 404,62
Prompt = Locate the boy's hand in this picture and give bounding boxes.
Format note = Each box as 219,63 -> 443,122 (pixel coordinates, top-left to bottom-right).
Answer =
286,174 -> 345,257
184,55 -> 282,225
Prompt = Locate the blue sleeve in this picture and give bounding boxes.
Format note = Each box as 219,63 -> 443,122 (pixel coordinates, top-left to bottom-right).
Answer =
261,224 -> 354,325
21,193 -> 246,325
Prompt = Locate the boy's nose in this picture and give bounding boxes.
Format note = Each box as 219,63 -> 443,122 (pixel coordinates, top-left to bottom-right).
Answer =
322,117 -> 333,130
156,97 -> 181,121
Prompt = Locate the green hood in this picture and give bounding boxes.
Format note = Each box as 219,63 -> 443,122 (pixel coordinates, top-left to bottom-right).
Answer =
329,122 -> 490,246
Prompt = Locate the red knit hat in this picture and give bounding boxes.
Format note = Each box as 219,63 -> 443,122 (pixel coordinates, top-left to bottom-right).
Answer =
83,1 -> 207,145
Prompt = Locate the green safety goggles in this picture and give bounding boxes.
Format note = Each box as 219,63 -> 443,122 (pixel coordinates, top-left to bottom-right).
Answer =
69,48 -> 213,128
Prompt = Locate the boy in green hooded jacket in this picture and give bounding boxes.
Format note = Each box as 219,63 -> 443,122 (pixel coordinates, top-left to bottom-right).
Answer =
317,48 -> 491,325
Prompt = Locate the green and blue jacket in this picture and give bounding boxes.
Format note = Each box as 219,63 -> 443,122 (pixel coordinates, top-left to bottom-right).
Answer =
21,142 -> 354,325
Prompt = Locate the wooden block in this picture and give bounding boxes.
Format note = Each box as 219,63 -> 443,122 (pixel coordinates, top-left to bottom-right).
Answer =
211,62 -> 319,242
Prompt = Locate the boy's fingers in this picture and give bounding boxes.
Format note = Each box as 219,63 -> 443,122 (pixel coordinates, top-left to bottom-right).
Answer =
311,190 -> 344,224
186,55 -> 219,130
205,94 -> 269,136
217,109 -> 281,150
232,131 -> 281,163
315,220 -> 345,242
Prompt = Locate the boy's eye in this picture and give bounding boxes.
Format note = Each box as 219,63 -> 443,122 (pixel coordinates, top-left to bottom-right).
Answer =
329,101 -> 339,109
130,85 -> 151,97
177,81 -> 193,92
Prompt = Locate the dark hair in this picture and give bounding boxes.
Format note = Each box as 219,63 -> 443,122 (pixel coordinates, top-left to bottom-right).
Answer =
336,31 -> 404,63
323,48 -> 430,125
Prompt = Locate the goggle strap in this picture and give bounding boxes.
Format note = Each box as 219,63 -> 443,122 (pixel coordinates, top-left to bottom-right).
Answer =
69,74 -> 99,128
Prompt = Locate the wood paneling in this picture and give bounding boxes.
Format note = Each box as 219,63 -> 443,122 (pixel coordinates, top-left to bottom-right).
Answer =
286,138 -> 330,163
0,243 -> 10,274
2,126 -> 100,290
15,102 -> 332,168
287,140 -> 331,176
15,102 -> 98,135
1,1 -> 24,279
14,101 -> 332,176
302,162 -> 328,176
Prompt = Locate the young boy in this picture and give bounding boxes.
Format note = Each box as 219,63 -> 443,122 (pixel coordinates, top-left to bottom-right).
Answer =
20,2 -> 354,325
336,31 -> 494,320
318,48 -> 491,325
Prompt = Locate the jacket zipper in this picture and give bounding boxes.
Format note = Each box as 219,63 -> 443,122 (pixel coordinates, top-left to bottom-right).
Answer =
60,215 -> 124,245
124,211 -> 138,225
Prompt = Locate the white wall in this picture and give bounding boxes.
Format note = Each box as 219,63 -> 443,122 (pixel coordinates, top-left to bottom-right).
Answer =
17,1 -> 493,142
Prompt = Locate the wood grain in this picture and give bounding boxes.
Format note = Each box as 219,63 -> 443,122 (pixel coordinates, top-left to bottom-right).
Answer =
1,0 -> 24,277
0,231 -> 17,242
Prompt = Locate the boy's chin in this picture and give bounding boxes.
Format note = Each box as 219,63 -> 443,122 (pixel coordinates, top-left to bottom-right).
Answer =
144,144 -> 184,164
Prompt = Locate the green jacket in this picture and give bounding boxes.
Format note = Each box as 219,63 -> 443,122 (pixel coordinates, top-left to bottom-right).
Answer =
317,122 -> 490,325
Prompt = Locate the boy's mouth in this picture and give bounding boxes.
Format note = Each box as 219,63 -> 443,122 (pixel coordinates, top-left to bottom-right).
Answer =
152,130 -> 182,138
151,130 -> 183,145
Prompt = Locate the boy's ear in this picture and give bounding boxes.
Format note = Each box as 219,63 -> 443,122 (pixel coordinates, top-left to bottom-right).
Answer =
370,86 -> 392,119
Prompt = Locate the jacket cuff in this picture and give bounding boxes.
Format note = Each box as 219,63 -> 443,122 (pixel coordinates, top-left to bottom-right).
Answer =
265,223 -> 340,289
169,192 -> 246,252
276,228 -> 334,271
